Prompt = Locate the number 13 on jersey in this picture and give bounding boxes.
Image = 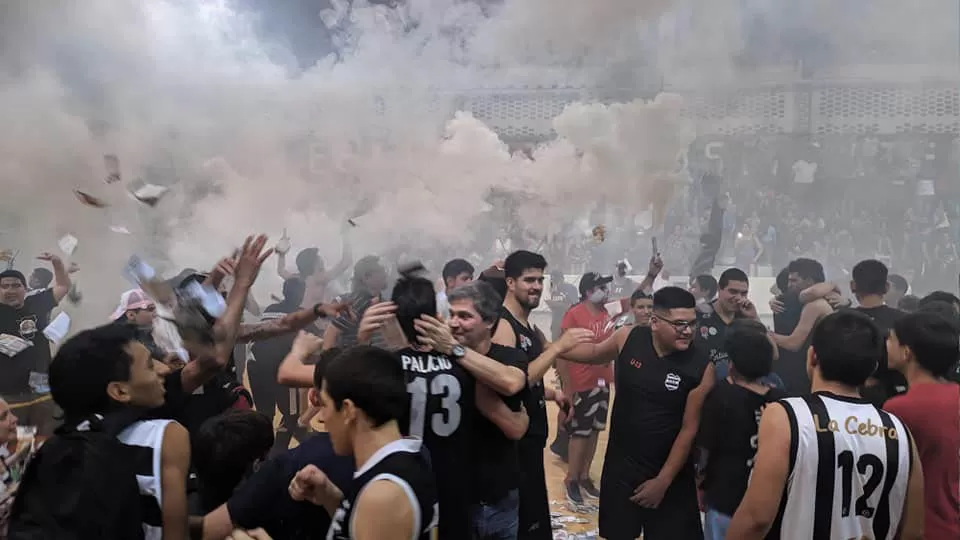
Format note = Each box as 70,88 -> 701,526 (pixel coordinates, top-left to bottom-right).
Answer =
407,374 -> 462,438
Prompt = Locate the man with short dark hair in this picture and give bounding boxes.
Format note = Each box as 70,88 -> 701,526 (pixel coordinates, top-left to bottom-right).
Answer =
0,253 -> 71,436
46,324 -> 192,539
290,346 -> 439,540
885,312 -> 960,540
772,259 -> 833,394
728,311 -> 924,540
699,319 -> 786,538
493,250 -> 572,540
688,274 -> 718,305
436,258 -> 474,319
695,268 -> 762,381
848,259 -> 906,406
564,287 -> 714,539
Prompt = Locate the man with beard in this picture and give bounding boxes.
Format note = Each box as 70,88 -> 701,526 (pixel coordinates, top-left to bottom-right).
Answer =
492,250 -> 568,540
564,287 -> 714,540
0,253 -> 71,436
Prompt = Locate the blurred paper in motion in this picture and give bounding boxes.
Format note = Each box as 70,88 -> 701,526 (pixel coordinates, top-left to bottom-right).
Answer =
104,154 -> 121,183
0,334 -> 32,357
43,312 -> 71,345
58,234 -> 78,255
129,182 -> 170,207
75,190 -> 109,208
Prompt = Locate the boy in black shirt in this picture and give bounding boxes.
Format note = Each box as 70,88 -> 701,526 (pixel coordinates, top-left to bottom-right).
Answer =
698,319 -> 786,539
848,259 -> 905,406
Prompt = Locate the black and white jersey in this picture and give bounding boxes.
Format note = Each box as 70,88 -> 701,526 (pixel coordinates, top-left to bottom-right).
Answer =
116,419 -> 174,540
327,438 -> 438,540
767,393 -> 912,540
396,347 -> 474,539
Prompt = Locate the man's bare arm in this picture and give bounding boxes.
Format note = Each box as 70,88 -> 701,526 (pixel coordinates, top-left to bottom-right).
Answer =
897,435 -> 925,540
237,307 -> 322,343
47,254 -> 71,303
352,481 -> 416,540
727,403 -> 792,540
774,299 -> 831,352
160,422 -> 191,540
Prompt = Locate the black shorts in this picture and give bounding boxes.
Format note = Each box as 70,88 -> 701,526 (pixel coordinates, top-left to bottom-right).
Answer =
598,462 -> 702,540
517,436 -> 551,540
568,386 -> 610,437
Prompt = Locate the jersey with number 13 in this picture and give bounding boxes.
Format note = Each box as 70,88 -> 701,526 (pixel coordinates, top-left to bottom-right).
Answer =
397,347 -> 476,540
769,393 -> 912,540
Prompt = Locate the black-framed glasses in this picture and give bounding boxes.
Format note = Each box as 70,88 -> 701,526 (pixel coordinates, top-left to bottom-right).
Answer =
655,315 -> 698,333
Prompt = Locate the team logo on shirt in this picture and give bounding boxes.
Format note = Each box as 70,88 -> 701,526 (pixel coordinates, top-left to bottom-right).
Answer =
18,317 -> 37,340
664,373 -> 681,391
519,334 -> 532,351
629,358 -> 642,369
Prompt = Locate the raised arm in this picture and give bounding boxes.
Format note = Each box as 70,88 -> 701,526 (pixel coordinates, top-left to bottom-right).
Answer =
277,331 -> 323,388
236,303 -> 345,343
37,252 -> 70,303
562,326 -> 628,365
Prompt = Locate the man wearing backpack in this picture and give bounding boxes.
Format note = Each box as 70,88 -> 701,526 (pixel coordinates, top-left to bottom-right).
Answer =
9,235 -> 276,540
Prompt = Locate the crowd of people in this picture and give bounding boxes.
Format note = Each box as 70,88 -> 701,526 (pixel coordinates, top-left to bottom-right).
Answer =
0,221 -> 958,540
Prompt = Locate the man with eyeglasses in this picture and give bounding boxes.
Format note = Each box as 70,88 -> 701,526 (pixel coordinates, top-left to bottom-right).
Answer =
563,286 -> 714,540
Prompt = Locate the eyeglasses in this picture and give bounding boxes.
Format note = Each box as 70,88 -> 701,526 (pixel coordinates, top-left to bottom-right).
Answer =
655,315 -> 698,333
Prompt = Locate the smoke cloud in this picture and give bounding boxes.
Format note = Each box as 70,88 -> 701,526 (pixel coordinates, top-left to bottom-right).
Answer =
3,0 -> 954,325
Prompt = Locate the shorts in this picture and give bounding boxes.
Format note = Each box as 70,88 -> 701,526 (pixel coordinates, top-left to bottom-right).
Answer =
517,437 -> 551,540
598,462 -> 702,540
568,386 -> 610,437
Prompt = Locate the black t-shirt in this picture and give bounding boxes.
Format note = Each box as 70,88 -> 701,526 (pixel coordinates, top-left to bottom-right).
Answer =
853,305 -> 906,405
695,302 -> 746,366
699,381 -> 787,515
472,344 -> 527,503
226,432 -> 354,539
498,307 -> 548,444
396,346 -> 474,540
772,292 -> 811,395
0,289 -> 56,397
606,326 -> 709,479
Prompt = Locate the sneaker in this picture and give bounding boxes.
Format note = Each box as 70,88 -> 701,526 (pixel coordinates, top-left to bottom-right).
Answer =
579,478 -> 600,499
564,480 -> 585,507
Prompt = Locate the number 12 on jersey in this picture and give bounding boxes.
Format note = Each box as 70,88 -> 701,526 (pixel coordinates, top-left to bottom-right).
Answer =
407,375 -> 462,438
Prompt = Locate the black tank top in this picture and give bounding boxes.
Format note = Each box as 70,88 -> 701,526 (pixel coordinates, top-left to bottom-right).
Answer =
607,326 -> 709,476
396,347 -> 474,539
328,438 -> 438,540
498,307 -> 548,443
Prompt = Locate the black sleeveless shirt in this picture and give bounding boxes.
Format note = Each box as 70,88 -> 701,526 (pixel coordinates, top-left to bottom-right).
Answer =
327,438 -> 437,540
498,307 -> 548,444
606,326 -> 709,477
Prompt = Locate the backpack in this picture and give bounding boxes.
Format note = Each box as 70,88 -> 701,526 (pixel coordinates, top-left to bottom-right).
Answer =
8,413 -> 146,540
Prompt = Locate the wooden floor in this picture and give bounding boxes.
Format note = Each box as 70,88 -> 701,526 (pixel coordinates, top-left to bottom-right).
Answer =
543,400 -> 607,537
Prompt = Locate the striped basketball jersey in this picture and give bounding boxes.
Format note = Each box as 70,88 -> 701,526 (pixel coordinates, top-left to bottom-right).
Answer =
327,438 -> 438,540
768,393 -> 912,540
117,419 -> 174,540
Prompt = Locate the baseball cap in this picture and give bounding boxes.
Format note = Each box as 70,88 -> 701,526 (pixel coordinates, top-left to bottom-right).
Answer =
578,272 -> 614,297
110,289 -> 155,321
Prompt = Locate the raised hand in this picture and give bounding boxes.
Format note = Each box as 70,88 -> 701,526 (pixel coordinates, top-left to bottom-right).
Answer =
555,328 -> 595,354
414,314 -> 457,356
233,235 -> 273,288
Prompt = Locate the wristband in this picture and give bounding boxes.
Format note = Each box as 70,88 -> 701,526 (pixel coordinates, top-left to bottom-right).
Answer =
313,303 -> 326,318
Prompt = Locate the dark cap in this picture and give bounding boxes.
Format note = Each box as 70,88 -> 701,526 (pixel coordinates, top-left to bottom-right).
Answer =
578,272 -> 613,297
